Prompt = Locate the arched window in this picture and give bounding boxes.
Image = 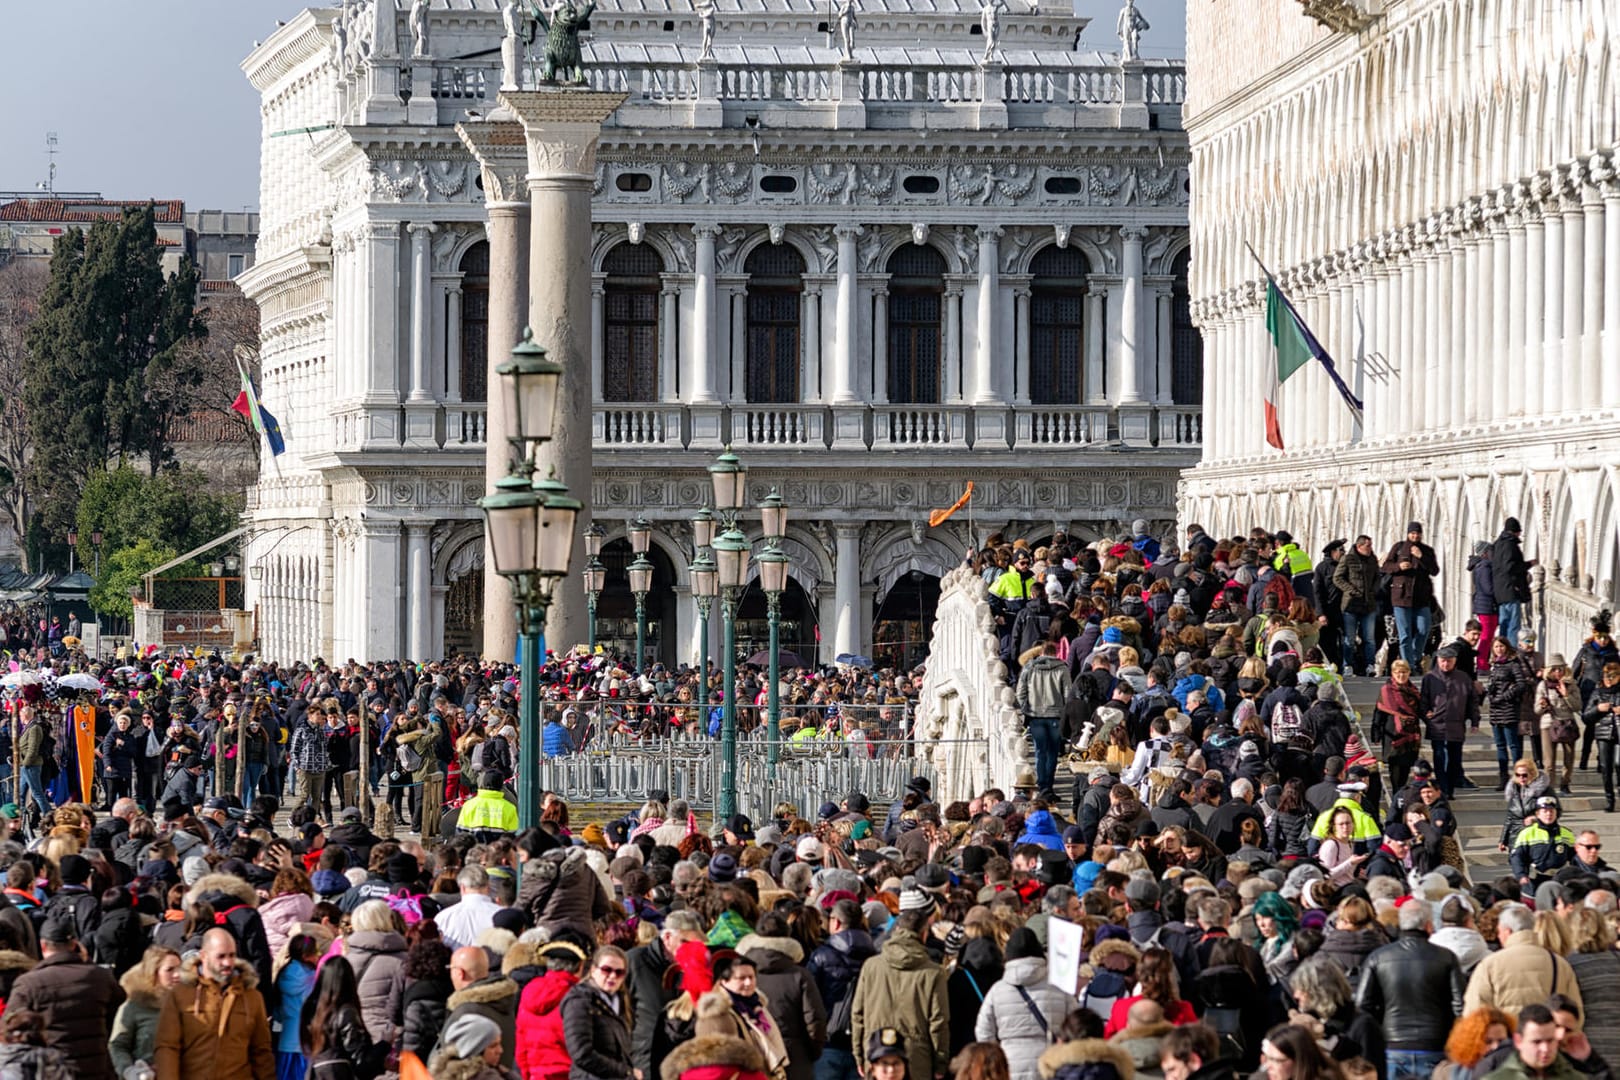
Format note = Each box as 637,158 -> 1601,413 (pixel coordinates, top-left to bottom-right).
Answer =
745,243 -> 804,403
886,244 -> 946,404
1171,249 -> 1203,405
603,243 -> 663,403
458,241 -> 489,401
1029,245 -> 1089,404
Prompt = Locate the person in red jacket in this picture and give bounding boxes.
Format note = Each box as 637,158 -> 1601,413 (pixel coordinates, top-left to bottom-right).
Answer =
516,940 -> 589,1080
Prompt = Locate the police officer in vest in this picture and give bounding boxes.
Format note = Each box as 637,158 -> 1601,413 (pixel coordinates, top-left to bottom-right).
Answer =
458,771 -> 519,842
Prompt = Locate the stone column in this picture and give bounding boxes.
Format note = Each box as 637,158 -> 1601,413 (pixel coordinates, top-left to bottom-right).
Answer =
1116,227 -> 1146,404
1523,199 -> 1545,416
590,277 -> 605,402
870,284 -> 889,405
1424,245 -> 1443,432
1602,168 -> 1620,407
455,119 -> 531,662
688,225 -> 725,445
1582,182 -> 1605,408
802,284 -> 823,402
406,223 -> 438,452
972,227 -> 1006,443
1085,288 -> 1107,403
1506,205 -> 1527,416
501,88 -> 628,654
1491,210 -> 1512,419
833,525 -> 861,659
1463,233 -> 1481,422
1562,189 -> 1585,407
829,227 -> 865,447
1396,252 -> 1415,434
406,523 -> 433,662
945,282 -> 964,402
445,283 -> 464,404
1542,199 -> 1565,414
1155,287 -> 1173,405
660,282 -> 680,402
727,279 -> 747,404
1013,284 -> 1032,406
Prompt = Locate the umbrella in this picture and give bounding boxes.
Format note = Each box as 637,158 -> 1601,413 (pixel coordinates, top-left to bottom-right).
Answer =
745,648 -> 809,670
0,671 -> 39,688
58,673 -> 101,692
834,653 -> 873,669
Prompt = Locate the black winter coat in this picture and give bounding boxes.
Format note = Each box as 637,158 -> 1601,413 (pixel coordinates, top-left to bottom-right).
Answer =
1469,554 -> 1497,614
1353,931 -> 1465,1050
1491,530 -> 1532,606
943,938 -> 1002,1057
101,728 -> 142,779
1487,655 -> 1531,726
808,929 -> 877,1053
1586,683 -> 1620,743
740,936 -> 827,1080
560,981 -> 634,1080
626,938 -> 674,1077
398,975 -> 452,1058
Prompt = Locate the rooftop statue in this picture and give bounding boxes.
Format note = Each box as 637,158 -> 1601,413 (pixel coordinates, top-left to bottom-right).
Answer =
529,0 -> 597,84
1117,0 -> 1148,62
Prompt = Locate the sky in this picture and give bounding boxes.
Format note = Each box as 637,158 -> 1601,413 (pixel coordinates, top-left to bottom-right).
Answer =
0,0 -> 1187,212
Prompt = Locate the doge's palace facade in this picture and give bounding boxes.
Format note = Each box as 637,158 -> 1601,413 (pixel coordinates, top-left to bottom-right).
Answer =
1179,0 -> 1620,657
240,0 -> 1199,666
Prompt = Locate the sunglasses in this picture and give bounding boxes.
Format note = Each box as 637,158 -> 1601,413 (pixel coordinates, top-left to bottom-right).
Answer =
1579,843 -> 1602,850
1514,772 -> 1530,778
596,964 -> 627,976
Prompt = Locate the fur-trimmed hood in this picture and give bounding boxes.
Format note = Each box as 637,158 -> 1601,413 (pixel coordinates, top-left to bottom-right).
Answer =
447,974 -> 520,1011
736,933 -> 804,965
1086,939 -> 1141,970
178,954 -> 260,992
120,964 -> 165,1009
429,1056 -> 509,1080
187,872 -> 259,911
661,1034 -> 768,1080
502,939 -> 542,976
0,951 -> 35,976
1038,1039 -> 1136,1080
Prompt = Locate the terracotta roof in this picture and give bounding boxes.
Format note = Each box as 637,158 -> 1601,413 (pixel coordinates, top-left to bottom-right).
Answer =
0,198 -> 186,224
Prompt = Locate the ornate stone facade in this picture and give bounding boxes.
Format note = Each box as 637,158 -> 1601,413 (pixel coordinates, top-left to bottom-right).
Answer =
240,0 -> 1198,665
1180,0 -> 1620,659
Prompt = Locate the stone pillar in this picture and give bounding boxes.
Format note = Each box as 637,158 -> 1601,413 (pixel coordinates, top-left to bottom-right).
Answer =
944,283 -> 964,402
689,225 -> 720,404
501,88 -> 628,654
833,525 -> 861,659
1602,170 -> 1620,407
1155,287 -> 1173,404
870,284 -> 889,405
1542,200 -> 1565,414
446,283 -> 464,404
1116,227 -> 1146,404
455,119 -> 531,662
1523,201 -> 1545,416
406,523 -> 433,662
1463,234 -> 1481,423
1506,208 -> 1527,416
1491,212 -> 1512,419
802,284 -> 823,402
1562,190 -> 1585,406
590,277 -> 605,402
727,279 -> 747,404
1582,184 -> 1605,408
1013,285 -> 1032,406
660,283 -> 680,402
1085,288 -> 1107,403
830,226 -> 865,447
1423,247 -> 1442,432
407,222 -> 437,407
972,226 -> 1001,403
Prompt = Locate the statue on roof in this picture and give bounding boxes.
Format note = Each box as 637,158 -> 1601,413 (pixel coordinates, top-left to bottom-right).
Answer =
835,0 -> 857,62
980,0 -> 1007,61
529,0 -> 597,84
410,0 -> 431,58
501,0 -> 527,89
1117,0 -> 1148,62
696,0 -> 717,61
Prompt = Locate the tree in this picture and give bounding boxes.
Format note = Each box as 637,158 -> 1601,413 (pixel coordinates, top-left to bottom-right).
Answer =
22,206 -> 208,553
73,465 -> 241,573
89,538 -> 177,621
0,260 -> 45,568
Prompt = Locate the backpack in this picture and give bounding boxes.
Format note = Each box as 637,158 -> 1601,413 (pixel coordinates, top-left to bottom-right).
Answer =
1271,701 -> 1311,750
387,890 -> 426,926
469,740 -> 490,776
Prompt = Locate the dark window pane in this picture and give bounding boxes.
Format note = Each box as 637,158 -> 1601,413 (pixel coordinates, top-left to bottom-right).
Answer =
459,240 -> 490,401
1171,250 -> 1203,405
1028,245 -> 1090,405
603,242 -> 663,403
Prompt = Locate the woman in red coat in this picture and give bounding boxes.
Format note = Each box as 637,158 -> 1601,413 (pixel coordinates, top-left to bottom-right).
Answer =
516,941 -> 589,1080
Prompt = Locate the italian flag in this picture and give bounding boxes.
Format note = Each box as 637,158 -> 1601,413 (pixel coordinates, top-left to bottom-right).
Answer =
1263,276 -> 1316,451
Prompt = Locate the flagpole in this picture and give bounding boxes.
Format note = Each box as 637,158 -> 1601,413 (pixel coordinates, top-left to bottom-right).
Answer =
236,354 -> 283,480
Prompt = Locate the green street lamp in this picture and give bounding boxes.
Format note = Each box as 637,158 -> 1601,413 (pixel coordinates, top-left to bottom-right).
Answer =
628,517 -> 654,672
711,520 -> 751,821
478,325 -> 577,830
757,542 -> 789,778
690,548 -> 717,694
584,557 -> 606,653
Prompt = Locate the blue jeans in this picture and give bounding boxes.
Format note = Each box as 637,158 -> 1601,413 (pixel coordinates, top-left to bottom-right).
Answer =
244,763 -> 265,806
1342,610 -> 1377,673
1498,601 -> 1523,648
1027,716 -> 1062,793
18,766 -> 49,816
1491,723 -> 1523,775
815,1046 -> 860,1080
1386,1049 -> 1445,1080
1431,738 -> 1464,798
1393,605 -> 1432,668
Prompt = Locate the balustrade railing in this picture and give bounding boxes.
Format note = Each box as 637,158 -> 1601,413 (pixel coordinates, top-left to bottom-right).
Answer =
1016,405 -> 1112,446
1156,406 -> 1202,447
596,405 -> 682,447
732,406 -> 823,447
719,64 -> 833,101
430,62 -> 499,102
1003,67 -> 1121,105
587,63 -> 699,101
876,406 -> 969,446
449,406 -> 488,446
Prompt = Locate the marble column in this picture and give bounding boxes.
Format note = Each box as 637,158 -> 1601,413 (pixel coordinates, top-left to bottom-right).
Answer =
1013,285 -> 1032,406
1602,172 -> 1620,407
870,284 -> 889,405
1542,201 -> 1565,413
1523,201 -> 1545,416
973,227 -> 1001,403
1155,287 -> 1173,404
1463,233 -> 1482,423
660,283 -> 680,402
1369,268 -> 1388,441
728,280 -> 747,404
590,277 -> 605,402
1430,244 -> 1450,431
1562,191 -> 1585,407
1582,186 -> 1605,408
1491,213 -> 1512,419
1396,254 -> 1416,434
406,222 -> 438,444
802,284 -> 823,402
454,118 -> 530,662
944,284 -> 964,402
830,226 -> 864,446
502,88 -> 628,654
833,525 -> 861,659
1506,208 -> 1527,416
1084,289 -> 1107,403
689,224 -> 720,404
445,283 -> 464,404
1116,227 -> 1146,404
406,523 -> 433,662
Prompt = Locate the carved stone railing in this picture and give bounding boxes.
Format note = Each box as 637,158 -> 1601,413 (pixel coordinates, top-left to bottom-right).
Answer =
731,405 -> 824,448
913,566 -> 1032,803
1003,66 -> 1122,105
875,406 -> 972,447
1015,405 -> 1113,446
594,404 -> 686,447
1156,405 -> 1202,447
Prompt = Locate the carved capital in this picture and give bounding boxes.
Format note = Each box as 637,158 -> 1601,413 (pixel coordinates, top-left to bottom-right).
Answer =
1119,225 -> 1149,243
975,225 -> 1004,244
833,224 -> 865,242
692,223 -> 723,241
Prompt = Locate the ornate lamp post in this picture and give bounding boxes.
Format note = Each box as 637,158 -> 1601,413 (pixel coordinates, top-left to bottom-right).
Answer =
690,548 -> 717,692
628,516 -> 654,673
66,530 -> 77,575
479,327 -> 579,829
708,448 -> 749,820
757,489 -> 789,777
91,531 -> 103,579
583,522 -> 606,652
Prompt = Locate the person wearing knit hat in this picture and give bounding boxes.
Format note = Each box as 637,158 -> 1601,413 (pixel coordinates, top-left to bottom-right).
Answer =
428,1012 -> 506,1076
387,850 -> 420,886
896,879 -> 935,916
707,853 -> 739,884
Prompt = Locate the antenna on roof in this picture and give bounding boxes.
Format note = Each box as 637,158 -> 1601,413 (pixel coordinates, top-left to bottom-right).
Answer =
36,133 -> 58,195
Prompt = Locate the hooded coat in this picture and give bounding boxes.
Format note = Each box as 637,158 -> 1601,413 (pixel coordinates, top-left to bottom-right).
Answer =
521,849 -> 616,942
1036,1038 -> 1136,1080
152,956 -> 275,1080
738,934 -> 828,1080
446,972 -> 523,1072
974,957 -> 1080,1080
807,928 -> 877,1053
516,967 -> 580,1080
560,980 -> 633,1080
109,961 -> 167,1077
341,928 -> 409,1045
944,937 -> 1002,1056
188,874 -> 274,998
849,930 -> 949,1080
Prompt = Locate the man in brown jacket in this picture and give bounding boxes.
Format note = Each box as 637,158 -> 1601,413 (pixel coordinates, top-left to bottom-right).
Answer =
850,904 -> 949,1080
153,928 -> 275,1080
8,913 -> 122,1080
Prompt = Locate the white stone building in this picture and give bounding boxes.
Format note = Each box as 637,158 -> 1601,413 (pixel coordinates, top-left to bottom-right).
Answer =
239,0 -> 1199,666
1178,0 -> 1620,657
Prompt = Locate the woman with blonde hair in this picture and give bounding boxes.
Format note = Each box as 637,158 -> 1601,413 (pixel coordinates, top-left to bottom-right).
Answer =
1499,758 -> 1548,851
1532,909 -> 1573,955
1318,897 -> 1386,982
1567,907 -> 1620,1063
109,945 -> 181,1078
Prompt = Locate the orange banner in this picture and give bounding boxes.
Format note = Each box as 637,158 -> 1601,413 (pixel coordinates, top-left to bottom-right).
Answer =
928,481 -> 974,528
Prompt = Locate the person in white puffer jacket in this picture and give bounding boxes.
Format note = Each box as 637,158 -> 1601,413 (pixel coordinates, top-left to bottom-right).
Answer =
973,928 -> 1078,1080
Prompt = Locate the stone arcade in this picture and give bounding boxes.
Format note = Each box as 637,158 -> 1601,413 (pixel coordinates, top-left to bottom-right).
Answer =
239,0 -> 1199,665
1178,0 -> 1620,659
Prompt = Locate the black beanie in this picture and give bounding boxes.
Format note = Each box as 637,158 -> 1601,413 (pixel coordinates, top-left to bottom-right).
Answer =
1505,517 -> 1522,534
1005,927 -> 1044,961
387,851 -> 419,885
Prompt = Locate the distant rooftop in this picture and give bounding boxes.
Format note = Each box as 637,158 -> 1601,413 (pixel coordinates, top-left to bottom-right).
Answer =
0,198 -> 186,224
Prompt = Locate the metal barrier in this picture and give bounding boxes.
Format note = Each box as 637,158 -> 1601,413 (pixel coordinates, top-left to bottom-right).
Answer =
534,732 -> 985,822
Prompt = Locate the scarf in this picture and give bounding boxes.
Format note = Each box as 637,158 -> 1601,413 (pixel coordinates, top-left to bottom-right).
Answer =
727,989 -> 770,1030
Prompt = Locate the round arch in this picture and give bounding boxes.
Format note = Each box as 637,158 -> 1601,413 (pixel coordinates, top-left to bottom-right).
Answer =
591,230 -> 678,274
873,232 -> 969,276
595,534 -> 682,668
1013,234 -> 1111,277
732,228 -> 823,276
